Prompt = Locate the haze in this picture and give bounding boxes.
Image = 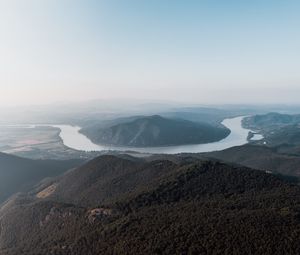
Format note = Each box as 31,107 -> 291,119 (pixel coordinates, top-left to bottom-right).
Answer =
0,0 -> 300,106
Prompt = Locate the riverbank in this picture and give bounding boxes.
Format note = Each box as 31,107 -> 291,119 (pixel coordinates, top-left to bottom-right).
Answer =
52,116 -> 252,154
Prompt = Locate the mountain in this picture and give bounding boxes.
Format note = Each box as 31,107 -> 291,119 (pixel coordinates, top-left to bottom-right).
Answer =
204,144 -> 300,178
45,155 -> 178,206
80,115 -> 230,147
1,155 -> 300,254
0,152 -> 83,204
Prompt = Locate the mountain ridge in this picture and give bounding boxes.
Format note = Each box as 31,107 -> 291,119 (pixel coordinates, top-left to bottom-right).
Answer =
1,154 -> 300,254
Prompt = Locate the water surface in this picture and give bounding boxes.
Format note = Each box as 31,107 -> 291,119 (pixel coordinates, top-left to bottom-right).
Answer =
53,116 -> 254,154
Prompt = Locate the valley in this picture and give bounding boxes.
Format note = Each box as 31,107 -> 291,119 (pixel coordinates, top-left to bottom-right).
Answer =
0,115 -> 261,158
1,1 -> 300,253
1,107 -> 300,254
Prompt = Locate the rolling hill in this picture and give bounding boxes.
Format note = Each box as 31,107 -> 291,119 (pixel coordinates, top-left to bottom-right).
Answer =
80,115 -> 230,147
243,113 -> 300,148
204,144 -> 300,178
243,112 -> 300,131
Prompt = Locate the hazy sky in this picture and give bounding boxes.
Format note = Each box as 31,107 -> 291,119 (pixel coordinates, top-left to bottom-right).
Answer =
0,0 -> 300,106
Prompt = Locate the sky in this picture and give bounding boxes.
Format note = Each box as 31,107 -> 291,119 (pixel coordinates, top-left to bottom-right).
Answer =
0,0 -> 300,106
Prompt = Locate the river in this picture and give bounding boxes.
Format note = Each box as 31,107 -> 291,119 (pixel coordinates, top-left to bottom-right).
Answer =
51,116 -> 259,154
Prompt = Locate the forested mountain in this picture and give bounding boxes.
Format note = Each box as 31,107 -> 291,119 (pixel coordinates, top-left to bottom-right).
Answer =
1,155 -> 300,254
80,115 -> 230,147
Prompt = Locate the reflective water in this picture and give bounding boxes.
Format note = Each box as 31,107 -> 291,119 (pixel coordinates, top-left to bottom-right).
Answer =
53,116 -> 253,154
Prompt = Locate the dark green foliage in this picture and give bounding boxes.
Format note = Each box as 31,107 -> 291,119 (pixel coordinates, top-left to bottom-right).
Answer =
49,155 -> 179,206
1,155 -> 300,254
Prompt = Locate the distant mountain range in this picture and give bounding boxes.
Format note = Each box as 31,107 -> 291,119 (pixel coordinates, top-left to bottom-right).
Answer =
1,155 -> 300,254
80,115 -> 230,147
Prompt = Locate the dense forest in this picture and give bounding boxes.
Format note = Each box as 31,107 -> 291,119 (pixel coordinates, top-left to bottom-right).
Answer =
1,155 -> 300,254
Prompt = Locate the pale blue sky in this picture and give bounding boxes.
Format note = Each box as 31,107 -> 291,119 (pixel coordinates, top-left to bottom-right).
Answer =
0,0 -> 300,106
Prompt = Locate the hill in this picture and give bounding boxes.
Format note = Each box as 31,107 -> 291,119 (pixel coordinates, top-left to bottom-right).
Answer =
242,113 -> 300,148
0,152 -> 83,204
204,144 -> 300,178
243,112 -> 300,131
45,155 -> 179,206
1,155 -> 300,254
264,125 -> 300,146
80,115 -> 230,147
